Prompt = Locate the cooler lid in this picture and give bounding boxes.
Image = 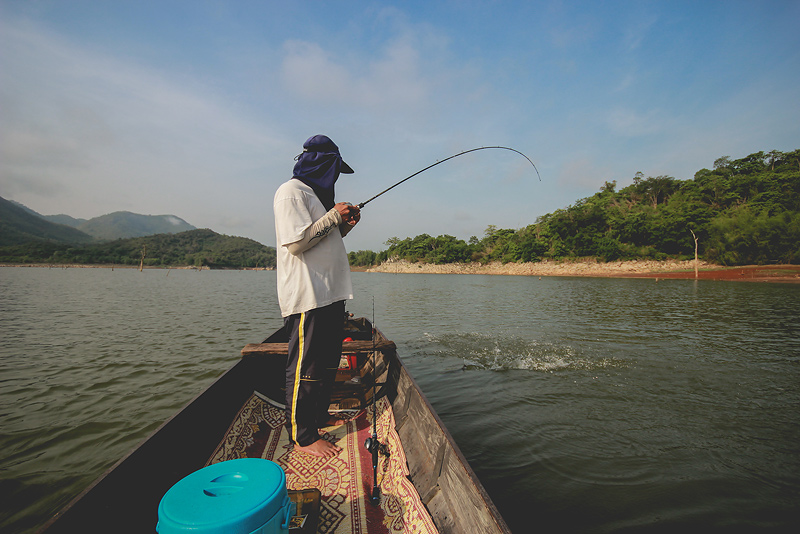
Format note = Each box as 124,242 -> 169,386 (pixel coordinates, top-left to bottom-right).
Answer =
157,458 -> 287,534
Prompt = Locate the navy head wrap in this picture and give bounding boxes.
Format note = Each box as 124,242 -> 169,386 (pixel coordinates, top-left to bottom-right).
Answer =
292,135 -> 354,210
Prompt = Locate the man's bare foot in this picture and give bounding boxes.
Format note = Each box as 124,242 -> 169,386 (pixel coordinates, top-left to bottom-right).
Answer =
322,415 -> 348,427
294,439 -> 341,458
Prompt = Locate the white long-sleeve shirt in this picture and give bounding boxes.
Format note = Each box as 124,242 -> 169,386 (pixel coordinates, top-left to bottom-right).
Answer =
273,179 -> 353,317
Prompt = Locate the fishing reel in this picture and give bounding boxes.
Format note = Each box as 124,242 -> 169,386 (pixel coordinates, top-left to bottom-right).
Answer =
364,434 -> 390,506
364,436 -> 390,458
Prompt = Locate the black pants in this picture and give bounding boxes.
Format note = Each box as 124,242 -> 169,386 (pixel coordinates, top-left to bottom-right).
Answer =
284,300 -> 345,447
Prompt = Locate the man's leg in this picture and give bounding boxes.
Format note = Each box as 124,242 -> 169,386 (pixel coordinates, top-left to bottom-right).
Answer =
313,301 -> 345,429
284,301 -> 345,456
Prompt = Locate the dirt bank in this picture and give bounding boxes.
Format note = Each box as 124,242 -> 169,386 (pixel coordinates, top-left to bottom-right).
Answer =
364,260 -> 800,283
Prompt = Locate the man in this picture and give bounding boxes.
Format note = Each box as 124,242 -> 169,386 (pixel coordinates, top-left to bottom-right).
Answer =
273,135 -> 361,458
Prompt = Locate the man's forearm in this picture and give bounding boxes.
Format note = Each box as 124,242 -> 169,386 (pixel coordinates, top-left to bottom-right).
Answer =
285,208 -> 343,255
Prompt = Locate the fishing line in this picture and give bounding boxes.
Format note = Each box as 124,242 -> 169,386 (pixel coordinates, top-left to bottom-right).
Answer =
357,146 -> 541,209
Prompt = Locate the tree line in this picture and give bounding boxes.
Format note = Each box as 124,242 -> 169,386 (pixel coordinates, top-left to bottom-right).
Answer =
0,229 -> 277,269
349,149 -> 800,267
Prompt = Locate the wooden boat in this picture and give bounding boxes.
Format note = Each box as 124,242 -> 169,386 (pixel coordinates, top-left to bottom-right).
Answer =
39,317 -> 510,534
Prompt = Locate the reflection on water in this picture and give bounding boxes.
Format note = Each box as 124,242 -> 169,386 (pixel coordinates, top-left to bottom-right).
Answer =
1,269 -> 799,533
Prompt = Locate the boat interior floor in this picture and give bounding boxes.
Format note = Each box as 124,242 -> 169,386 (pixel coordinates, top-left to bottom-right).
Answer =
208,391 -> 439,534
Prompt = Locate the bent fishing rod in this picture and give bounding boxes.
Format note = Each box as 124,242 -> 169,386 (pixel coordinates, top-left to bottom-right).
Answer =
356,146 -> 541,209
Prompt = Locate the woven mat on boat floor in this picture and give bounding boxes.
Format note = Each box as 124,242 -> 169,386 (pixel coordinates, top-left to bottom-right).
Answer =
208,394 -> 438,534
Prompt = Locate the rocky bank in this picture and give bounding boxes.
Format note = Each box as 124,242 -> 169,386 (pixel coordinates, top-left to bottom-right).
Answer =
365,259 -> 709,276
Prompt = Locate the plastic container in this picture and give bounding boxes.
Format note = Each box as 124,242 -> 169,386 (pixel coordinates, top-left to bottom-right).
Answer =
157,458 -> 293,534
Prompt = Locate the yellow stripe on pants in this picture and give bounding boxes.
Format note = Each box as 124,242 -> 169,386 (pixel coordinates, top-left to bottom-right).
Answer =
290,312 -> 305,444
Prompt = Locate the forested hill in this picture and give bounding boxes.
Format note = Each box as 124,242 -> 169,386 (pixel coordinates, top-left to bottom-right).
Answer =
349,149 -> 800,267
0,229 -> 277,269
0,196 -> 94,246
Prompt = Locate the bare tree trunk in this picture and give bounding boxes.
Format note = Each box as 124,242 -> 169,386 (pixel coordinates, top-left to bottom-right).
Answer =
139,245 -> 147,272
690,229 -> 699,279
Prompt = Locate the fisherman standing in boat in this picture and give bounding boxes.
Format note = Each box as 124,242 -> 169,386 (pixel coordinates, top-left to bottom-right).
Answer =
273,135 -> 360,458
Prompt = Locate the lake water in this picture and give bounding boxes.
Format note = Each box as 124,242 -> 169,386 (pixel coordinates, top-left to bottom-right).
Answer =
1,268 -> 799,533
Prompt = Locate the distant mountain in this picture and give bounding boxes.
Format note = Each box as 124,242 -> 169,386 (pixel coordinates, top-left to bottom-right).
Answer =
0,196 -> 94,246
3,199 -> 196,241
0,228 -> 276,269
0,198 -> 264,267
71,211 -> 196,240
44,213 -> 87,227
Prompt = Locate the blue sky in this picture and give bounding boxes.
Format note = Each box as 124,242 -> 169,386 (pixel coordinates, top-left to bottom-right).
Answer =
1,0 -> 798,251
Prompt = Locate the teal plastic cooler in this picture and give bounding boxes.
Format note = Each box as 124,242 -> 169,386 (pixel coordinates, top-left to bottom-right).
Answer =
157,458 -> 293,534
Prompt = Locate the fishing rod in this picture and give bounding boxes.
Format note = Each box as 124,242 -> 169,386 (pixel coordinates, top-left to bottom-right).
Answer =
364,297 -> 389,505
356,146 -> 541,209
364,298 -> 381,505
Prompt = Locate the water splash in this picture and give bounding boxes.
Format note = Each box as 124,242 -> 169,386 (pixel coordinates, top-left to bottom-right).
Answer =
421,331 -> 620,373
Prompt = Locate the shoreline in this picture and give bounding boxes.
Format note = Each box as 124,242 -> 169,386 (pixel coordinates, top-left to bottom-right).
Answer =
359,259 -> 800,283
3,261 -> 798,283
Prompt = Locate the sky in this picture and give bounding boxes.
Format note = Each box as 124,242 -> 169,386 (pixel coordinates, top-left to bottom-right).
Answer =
1,0 -> 798,251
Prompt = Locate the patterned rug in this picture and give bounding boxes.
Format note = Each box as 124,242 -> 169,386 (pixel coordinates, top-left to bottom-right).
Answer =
209,394 -> 438,534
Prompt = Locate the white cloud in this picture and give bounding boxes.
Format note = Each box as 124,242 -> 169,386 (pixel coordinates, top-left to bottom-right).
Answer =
0,19 -> 291,238
614,72 -> 636,92
279,37 -> 433,121
622,14 -> 658,52
605,107 -> 666,136
558,157 -> 610,190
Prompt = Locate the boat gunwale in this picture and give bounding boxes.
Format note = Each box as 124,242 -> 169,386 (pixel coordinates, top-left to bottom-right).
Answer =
36,357 -> 254,533
390,356 -> 512,534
